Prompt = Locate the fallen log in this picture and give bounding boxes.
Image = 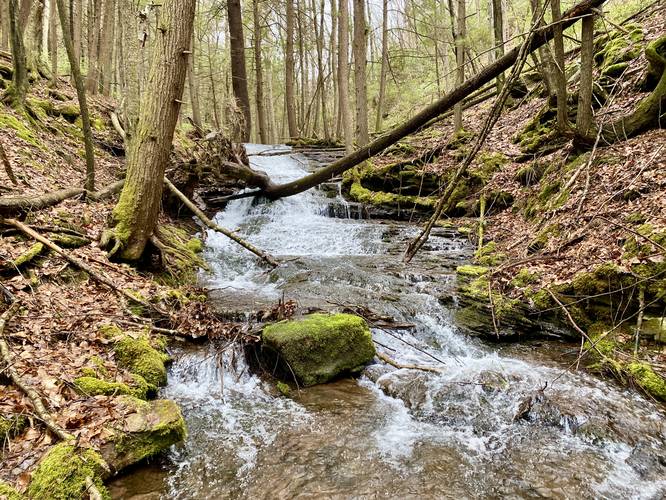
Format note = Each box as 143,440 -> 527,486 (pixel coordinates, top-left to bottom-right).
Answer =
224,0 -> 608,200
164,178 -> 279,267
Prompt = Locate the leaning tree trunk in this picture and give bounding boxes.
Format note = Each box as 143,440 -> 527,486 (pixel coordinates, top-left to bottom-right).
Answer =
227,0 -> 251,142
248,0 -> 609,199
102,0 -> 196,260
56,0 -> 96,191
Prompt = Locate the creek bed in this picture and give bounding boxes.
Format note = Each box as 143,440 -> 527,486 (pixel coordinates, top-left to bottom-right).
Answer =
110,145 -> 666,499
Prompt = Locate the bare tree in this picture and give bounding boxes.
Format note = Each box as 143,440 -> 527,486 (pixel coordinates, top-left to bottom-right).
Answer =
252,0 -> 268,143
375,0 -> 388,132
285,0 -> 298,139
551,0 -> 569,130
338,0 -> 353,151
227,0 -> 251,141
453,0 -> 466,131
492,0 -> 504,91
4,0 -> 28,107
352,0 -> 368,145
576,12 -> 594,136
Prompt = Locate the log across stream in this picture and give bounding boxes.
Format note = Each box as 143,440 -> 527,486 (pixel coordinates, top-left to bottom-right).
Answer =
110,145 -> 666,499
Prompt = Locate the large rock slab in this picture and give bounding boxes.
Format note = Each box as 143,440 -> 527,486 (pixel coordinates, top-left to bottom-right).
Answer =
262,313 -> 376,386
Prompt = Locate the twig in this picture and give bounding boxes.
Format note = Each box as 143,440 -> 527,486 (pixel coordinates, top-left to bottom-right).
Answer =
85,476 -> 104,500
376,351 -> 443,374
0,303 -> 73,440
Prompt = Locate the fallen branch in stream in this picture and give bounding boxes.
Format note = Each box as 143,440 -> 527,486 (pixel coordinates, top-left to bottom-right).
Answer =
164,178 -> 279,268
0,303 -> 73,440
2,219 -> 157,314
376,350 -> 444,374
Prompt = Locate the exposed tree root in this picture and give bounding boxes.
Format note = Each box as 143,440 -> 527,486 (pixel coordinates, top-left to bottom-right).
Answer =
0,303 -> 73,440
0,143 -> 18,185
164,178 -> 279,267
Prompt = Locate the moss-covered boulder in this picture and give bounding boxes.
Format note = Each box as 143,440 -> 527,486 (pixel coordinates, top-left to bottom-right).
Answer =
262,313 -> 376,386
74,374 -> 152,400
114,336 -> 169,388
27,443 -> 110,500
99,397 -> 187,472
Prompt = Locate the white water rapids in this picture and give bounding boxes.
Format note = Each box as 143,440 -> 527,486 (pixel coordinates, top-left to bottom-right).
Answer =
111,145 -> 666,499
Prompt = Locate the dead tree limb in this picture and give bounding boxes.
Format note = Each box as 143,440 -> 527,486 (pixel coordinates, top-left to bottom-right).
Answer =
376,350 -> 444,374
0,303 -> 74,441
229,0 -> 608,201
3,219 -> 155,312
164,179 -> 279,267
0,143 -> 18,185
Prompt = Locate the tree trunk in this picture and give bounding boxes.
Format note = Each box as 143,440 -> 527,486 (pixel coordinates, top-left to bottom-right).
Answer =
331,0 -> 339,138
99,0 -> 115,95
551,0 -> 568,130
26,0 -> 44,77
103,0 -> 196,260
453,0 -> 465,131
252,0 -> 268,143
575,13 -> 595,138
187,31 -> 203,133
5,0 -> 28,107
0,0 -> 9,51
254,0 -> 608,199
285,0 -> 298,139
338,0 -> 353,152
492,0 -> 504,91
227,0 -> 251,142
49,0 -> 58,86
352,0 -> 368,145
85,0 -> 101,93
56,0 -> 95,191
71,0 -> 81,64
375,0 -> 388,132
531,0 -> 554,97
315,0 -> 329,140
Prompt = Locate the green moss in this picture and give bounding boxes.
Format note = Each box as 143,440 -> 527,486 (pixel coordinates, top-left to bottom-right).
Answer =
572,264 -> 621,296
456,265 -> 489,278
626,362 -> 666,400
50,234 -> 90,248
276,381 -> 291,396
99,323 -> 123,339
624,212 -> 646,224
75,376 -> 134,397
475,242 -> 506,266
27,443 -> 110,500
262,313 -> 375,386
11,242 -> 45,267
114,336 -> 168,387
527,224 -> 560,254
0,415 -> 27,442
512,268 -> 539,288
595,26 -> 643,73
186,238 -> 203,253
349,180 -> 436,211
602,62 -> 630,78
53,102 -> 80,121
0,110 -> 43,149
0,481 -> 24,500
529,289 -> 552,310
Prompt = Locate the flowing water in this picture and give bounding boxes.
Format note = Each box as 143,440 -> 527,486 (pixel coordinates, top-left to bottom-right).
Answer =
110,145 -> 666,499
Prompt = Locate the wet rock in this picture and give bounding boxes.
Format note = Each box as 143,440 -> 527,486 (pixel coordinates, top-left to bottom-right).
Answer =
626,441 -> 666,480
262,313 -> 376,386
375,370 -> 434,409
99,396 -> 187,473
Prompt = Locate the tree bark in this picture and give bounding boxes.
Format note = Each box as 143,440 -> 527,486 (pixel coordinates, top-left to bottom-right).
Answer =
227,0 -> 251,142
453,0 -> 465,131
49,0 -> 58,86
256,0 -> 608,200
352,0 -> 368,145
99,0 -> 115,95
492,0 -> 504,91
285,0 -> 298,139
375,0 -> 388,133
314,0 -> 329,140
252,0 -> 268,143
576,12 -> 594,136
551,0 -> 569,130
85,0 -> 101,93
5,0 -> 28,107
103,0 -> 196,260
338,0 -> 353,152
71,0 -> 81,64
187,30 -> 203,133
56,0 -> 95,191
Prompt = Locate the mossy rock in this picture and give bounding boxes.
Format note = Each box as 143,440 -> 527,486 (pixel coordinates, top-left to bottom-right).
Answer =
515,162 -> 548,186
601,62 -> 630,79
594,25 -> 643,74
348,180 -> 436,213
456,264 -> 489,278
27,443 -> 110,500
475,242 -> 506,267
511,268 -> 540,288
99,397 -> 187,472
74,375 -> 152,400
114,336 -> 168,388
0,481 -> 24,500
626,362 -> 666,401
262,313 -> 376,386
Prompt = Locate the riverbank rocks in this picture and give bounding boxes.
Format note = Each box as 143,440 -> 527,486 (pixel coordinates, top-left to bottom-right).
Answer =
99,396 -> 187,473
262,313 -> 376,386
27,443 -> 110,499
114,335 -> 169,389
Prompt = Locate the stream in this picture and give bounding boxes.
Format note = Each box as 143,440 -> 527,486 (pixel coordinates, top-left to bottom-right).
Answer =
110,145 -> 666,499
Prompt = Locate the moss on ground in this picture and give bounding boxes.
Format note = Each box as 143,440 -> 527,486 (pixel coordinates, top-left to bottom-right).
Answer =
11,242 -> 45,267
27,443 -> 110,500
626,362 -> 666,400
74,375 -> 151,399
475,242 -> 506,266
262,313 -> 375,386
0,481 -> 24,500
0,415 -> 27,442
114,336 -> 168,388
0,109 -> 45,150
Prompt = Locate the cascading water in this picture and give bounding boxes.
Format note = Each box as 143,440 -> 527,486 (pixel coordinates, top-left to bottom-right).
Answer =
110,145 -> 666,499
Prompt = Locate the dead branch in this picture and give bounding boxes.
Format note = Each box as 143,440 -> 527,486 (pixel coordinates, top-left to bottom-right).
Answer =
85,476 -> 104,500
376,350 -> 444,374
0,303 -> 73,440
0,143 -> 18,185
164,178 -> 279,267
3,219 -> 156,313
